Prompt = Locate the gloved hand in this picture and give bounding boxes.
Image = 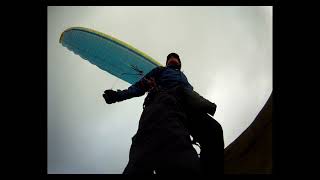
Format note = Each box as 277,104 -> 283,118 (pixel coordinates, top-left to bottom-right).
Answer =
103,89 -> 119,104
207,103 -> 217,116
180,88 -> 217,116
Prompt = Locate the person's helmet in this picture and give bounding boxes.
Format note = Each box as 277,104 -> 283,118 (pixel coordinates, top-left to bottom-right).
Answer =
166,53 -> 181,69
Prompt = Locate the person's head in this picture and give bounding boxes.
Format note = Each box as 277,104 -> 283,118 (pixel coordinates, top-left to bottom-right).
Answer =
166,53 -> 181,70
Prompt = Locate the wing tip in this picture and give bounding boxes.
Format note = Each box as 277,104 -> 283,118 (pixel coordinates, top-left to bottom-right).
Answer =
59,27 -> 81,44
59,32 -> 64,44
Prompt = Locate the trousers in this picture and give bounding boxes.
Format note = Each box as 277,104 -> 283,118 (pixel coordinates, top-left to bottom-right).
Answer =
123,90 -> 201,175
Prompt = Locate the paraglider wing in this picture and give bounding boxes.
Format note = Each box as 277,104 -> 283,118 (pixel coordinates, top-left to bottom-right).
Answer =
59,27 -> 163,84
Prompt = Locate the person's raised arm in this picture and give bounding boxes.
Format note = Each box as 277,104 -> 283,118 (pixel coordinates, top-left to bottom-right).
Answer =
103,67 -> 163,104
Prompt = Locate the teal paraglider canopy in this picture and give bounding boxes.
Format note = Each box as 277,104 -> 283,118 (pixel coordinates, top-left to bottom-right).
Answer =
59,27 -> 163,84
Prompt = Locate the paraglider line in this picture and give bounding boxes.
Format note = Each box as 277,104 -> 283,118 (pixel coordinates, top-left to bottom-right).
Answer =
129,64 -> 144,76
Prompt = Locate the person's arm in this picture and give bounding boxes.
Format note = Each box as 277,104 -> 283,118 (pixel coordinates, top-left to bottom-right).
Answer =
181,71 -> 194,91
103,67 -> 162,104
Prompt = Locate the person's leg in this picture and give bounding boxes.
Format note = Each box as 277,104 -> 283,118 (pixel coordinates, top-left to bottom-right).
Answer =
169,87 -> 224,175
123,90 -> 201,175
122,135 -> 155,175
123,126 -> 201,175
123,93 -> 174,175
193,113 -> 224,175
123,159 -> 154,175
153,134 -> 201,175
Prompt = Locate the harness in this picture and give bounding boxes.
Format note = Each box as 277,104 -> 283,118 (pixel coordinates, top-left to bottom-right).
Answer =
142,85 -> 202,152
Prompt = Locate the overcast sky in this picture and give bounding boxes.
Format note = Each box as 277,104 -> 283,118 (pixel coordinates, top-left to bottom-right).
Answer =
48,6 -> 272,174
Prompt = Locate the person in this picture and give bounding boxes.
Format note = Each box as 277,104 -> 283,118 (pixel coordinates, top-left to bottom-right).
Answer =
103,53 -> 223,175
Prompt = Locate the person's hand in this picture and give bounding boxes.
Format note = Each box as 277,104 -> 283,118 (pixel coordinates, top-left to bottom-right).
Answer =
207,103 -> 217,116
144,77 -> 157,90
103,89 -> 118,104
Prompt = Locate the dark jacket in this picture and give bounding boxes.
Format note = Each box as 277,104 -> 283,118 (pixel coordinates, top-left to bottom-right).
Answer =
117,64 -> 193,101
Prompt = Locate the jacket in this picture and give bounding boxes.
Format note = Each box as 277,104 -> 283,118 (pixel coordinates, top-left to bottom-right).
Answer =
116,64 -> 193,102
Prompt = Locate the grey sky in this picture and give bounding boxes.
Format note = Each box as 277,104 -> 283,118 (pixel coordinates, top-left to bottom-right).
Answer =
48,6 -> 272,174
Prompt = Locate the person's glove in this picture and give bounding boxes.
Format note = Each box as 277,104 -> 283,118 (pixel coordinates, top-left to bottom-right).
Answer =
206,103 -> 217,116
180,88 -> 217,116
103,89 -> 119,104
